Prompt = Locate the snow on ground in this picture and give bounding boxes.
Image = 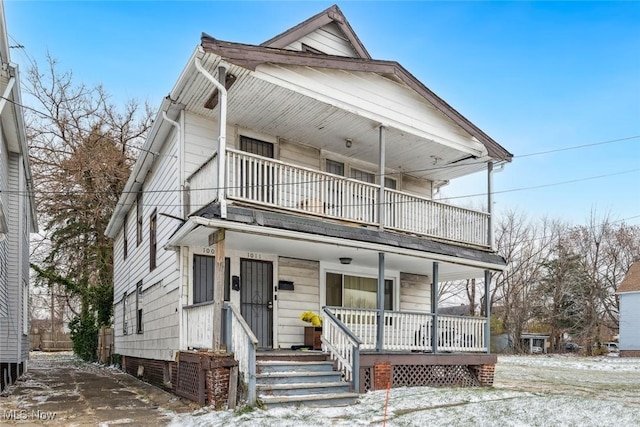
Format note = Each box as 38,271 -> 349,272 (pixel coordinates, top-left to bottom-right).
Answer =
167,355 -> 640,427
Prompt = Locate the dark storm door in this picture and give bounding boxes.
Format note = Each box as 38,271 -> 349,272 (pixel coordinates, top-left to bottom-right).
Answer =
240,259 -> 273,348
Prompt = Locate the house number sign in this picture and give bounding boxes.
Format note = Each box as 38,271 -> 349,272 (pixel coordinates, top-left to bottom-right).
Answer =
247,252 -> 262,260
196,247 -> 216,255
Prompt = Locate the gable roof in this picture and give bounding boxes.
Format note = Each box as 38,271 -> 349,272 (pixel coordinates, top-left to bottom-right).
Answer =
201,35 -> 512,161
261,4 -> 371,59
617,260 -> 640,293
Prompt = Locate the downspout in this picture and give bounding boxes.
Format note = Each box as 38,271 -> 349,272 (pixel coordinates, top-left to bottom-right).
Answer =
195,49 -> 228,218
487,161 -> 494,250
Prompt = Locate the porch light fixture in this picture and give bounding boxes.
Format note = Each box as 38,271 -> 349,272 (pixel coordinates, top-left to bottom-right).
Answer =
339,257 -> 352,265
345,138 -> 352,148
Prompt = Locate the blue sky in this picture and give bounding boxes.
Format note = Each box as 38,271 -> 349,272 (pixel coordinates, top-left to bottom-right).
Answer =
6,1 -> 640,226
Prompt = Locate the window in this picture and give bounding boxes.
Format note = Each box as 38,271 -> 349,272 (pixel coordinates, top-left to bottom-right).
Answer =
149,209 -> 157,271
122,293 -> 128,335
193,255 -> 231,304
123,213 -> 128,260
325,159 -> 344,176
136,192 -> 143,246
350,168 -> 375,183
136,281 -> 143,334
239,136 -> 274,158
326,273 -> 393,310
239,136 -> 275,202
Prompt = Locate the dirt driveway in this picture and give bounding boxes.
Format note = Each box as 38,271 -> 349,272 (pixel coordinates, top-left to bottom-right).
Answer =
0,352 -> 195,426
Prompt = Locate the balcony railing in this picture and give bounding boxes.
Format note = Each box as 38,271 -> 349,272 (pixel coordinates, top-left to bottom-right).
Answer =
188,149 -> 490,247
329,307 -> 487,353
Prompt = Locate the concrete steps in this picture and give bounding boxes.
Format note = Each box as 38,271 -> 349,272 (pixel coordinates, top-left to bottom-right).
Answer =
256,353 -> 358,408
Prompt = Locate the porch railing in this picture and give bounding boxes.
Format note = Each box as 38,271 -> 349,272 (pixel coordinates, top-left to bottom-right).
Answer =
183,302 -> 215,350
329,307 -> 487,353
321,307 -> 362,392
224,302 -> 258,406
187,148 -> 490,247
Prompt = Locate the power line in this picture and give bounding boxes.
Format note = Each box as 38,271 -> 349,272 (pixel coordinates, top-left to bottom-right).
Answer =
515,135 -> 640,158
438,168 -> 640,201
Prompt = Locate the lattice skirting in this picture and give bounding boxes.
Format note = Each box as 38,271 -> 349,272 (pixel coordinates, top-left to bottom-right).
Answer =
176,355 -> 205,404
362,364 -> 480,392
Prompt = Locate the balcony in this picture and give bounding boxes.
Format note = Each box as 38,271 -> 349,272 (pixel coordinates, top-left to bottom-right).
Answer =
187,149 -> 490,248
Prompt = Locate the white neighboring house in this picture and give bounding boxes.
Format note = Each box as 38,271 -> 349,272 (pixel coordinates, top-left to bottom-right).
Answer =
617,260 -> 640,357
0,0 -> 37,392
105,5 -> 512,404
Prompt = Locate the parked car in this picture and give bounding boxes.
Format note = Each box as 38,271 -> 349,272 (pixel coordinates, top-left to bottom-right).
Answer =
603,342 -> 619,353
565,342 -> 581,353
531,346 -> 543,354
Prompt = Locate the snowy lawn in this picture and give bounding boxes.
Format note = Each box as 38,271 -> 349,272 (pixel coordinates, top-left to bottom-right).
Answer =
167,354 -> 640,427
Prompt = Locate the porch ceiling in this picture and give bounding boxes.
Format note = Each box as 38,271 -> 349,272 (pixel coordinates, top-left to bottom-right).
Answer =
168,205 -> 505,280
175,227 -> 486,281
174,53 -> 493,182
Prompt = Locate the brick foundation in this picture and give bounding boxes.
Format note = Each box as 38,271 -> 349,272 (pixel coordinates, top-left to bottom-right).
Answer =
205,355 -> 238,409
373,362 -> 392,390
620,350 -> 640,358
470,364 -> 495,386
122,353 -> 237,408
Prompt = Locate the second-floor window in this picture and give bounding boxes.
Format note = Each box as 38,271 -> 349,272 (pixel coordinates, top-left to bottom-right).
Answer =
149,209 -> 157,271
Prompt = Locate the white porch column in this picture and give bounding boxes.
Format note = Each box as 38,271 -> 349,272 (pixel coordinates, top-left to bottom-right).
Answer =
377,125 -> 386,229
212,229 -> 226,350
431,262 -> 439,353
487,162 -> 494,249
376,252 -> 385,352
484,270 -> 492,353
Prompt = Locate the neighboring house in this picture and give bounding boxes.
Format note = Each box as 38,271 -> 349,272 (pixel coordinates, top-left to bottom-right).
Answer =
105,5 -> 512,406
617,260 -> 640,357
0,0 -> 38,392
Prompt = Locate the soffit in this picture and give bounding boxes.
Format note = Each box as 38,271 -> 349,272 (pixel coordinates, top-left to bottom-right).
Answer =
176,54 -> 493,181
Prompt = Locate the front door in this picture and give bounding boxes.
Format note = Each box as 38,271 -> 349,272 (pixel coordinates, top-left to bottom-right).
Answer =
240,258 -> 273,348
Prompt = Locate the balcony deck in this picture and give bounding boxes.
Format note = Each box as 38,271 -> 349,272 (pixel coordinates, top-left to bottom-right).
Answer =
187,148 -> 490,248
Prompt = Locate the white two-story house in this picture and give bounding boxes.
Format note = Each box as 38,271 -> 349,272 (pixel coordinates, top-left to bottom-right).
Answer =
0,0 -> 38,393
106,5 -> 512,407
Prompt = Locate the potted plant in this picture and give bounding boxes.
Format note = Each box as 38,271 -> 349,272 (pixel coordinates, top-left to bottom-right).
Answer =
299,311 -> 322,350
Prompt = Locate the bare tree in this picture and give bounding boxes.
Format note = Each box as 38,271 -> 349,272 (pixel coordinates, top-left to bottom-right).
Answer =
25,54 -> 153,359
491,211 -> 562,352
567,211 -> 640,353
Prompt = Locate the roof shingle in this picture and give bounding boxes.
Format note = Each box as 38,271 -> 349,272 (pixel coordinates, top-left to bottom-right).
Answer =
617,261 -> 640,293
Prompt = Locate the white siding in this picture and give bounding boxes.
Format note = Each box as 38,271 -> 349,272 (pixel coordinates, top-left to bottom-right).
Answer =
0,133 -> 8,318
284,22 -> 359,58
279,138 -> 320,170
0,152 -> 26,363
111,124 -> 181,361
619,292 -> 640,351
277,257 -> 320,349
399,272 -> 431,312
401,174 -> 433,198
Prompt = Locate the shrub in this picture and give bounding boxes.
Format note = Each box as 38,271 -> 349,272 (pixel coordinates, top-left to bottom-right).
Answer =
69,312 -> 99,361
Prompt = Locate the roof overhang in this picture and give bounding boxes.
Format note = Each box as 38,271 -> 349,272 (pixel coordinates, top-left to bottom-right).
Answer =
165,205 -> 507,277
